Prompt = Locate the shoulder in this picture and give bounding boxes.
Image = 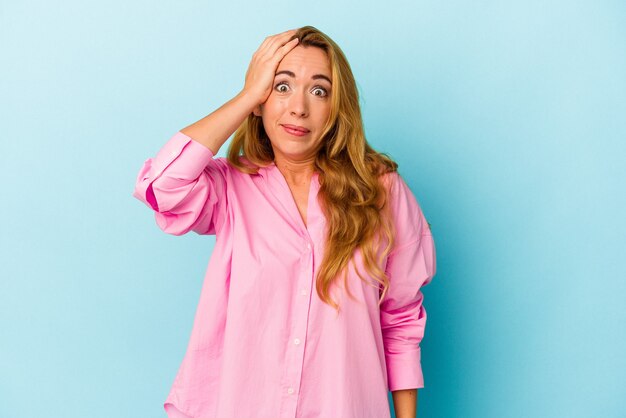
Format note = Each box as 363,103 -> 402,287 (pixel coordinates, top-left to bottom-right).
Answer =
381,171 -> 431,242
210,155 -> 269,180
380,171 -> 412,206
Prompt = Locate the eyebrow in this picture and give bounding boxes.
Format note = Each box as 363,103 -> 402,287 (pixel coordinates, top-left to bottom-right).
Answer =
275,70 -> 332,85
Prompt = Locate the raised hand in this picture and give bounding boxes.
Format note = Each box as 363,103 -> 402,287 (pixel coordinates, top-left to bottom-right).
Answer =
242,29 -> 300,106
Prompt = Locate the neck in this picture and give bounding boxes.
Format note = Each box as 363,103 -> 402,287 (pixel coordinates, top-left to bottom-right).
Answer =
274,155 -> 316,186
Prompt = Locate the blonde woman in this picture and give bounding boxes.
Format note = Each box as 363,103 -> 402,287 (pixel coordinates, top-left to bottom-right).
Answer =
133,26 -> 437,418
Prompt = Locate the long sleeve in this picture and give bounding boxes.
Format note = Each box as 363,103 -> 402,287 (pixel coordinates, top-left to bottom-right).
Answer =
380,173 -> 437,391
132,131 -> 229,236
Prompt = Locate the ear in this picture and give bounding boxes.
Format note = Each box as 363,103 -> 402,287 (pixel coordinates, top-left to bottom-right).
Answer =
252,104 -> 262,117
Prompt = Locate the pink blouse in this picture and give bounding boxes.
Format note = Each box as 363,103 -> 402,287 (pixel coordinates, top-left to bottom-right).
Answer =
132,131 -> 437,418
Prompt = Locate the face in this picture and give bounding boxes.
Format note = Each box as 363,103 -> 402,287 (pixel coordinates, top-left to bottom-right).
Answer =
253,45 -> 333,164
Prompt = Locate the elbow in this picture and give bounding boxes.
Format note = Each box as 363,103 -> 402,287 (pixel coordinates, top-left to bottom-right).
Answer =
132,178 -> 160,212
144,177 -> 190,213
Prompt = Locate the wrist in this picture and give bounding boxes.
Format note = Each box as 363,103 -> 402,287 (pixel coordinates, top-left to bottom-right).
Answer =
236,89 -> 263,111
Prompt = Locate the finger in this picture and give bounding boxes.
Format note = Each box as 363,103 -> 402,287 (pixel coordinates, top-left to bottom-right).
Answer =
254,35 -> 276,57
258,30 -> 294,51
264,37 -> 298,63
275,37 -> 299,57
260,30 -> 298,56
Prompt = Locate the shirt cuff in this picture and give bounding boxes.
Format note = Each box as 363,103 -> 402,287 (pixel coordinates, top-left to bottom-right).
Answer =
152,131 -> 215,182
386,347 -> 424,391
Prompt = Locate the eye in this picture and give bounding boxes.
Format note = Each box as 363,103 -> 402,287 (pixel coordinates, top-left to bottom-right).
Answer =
274,81 -> 329,97
274,81 -> 289,93
312,86 -> 329,97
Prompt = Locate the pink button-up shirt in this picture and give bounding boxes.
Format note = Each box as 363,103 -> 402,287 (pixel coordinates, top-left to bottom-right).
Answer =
132,131 -> 437,418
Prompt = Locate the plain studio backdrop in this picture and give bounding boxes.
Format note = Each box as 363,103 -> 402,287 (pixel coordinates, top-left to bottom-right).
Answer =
1,1 -> 624,417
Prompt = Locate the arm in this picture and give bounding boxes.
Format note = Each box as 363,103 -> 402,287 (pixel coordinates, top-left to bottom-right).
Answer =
132,130 -> 227,236
131,89 -> 261,235
179,89 -> 259,155
392,389 -> 417,418
380,173 -> 437,412
180,29 -> 300,153
133,31 -> 302,235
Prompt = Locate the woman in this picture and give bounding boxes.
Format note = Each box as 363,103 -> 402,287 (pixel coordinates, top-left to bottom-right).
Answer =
133,26 -> 436,418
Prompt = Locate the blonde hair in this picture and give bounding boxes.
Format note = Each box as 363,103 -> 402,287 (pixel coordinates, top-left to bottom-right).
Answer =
227,25 -> 399,314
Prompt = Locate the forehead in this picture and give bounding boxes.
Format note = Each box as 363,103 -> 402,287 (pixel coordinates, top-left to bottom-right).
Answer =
276,46 -> 330,75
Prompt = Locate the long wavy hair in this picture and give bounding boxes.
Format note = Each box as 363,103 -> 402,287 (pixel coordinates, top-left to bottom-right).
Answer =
227,25 -> 399,314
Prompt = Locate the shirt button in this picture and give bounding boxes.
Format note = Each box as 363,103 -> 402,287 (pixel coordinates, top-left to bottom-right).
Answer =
306,242 -> 311,250
287,387 -> 294,394
300,289 -> 307,296
294,338 -> 301,345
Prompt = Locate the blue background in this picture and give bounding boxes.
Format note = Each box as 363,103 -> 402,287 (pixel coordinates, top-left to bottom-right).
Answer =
1,1 -> 624,417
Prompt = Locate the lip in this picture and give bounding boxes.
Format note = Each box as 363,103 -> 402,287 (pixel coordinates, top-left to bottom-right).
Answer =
281,124 -> 310,135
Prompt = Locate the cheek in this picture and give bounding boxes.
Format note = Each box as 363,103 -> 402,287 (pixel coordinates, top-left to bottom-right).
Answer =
261,117 -> 273,136
262,102 -> 285,122
316,106 -> 332,127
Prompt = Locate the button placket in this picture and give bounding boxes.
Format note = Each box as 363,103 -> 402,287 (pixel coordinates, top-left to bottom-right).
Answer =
280,235 -> 314,414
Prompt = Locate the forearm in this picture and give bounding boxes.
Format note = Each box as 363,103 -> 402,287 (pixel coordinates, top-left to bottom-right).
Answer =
391,389 -> 417,418
180,89 -> 258,155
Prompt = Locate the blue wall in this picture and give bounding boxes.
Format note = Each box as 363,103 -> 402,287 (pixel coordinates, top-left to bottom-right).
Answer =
1,1 -> 624,417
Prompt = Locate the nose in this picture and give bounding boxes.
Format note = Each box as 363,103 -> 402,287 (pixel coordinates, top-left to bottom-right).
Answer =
289,89 -> 308,118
